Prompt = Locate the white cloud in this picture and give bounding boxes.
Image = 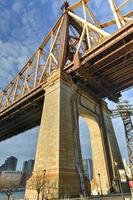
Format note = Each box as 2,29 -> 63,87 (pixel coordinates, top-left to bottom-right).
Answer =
0,40 -> 30,89
12,1 -> 24,12
0,2 -> 49,89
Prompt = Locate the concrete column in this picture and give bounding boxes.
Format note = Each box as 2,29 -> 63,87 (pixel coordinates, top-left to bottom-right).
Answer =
25,70 -> 84,199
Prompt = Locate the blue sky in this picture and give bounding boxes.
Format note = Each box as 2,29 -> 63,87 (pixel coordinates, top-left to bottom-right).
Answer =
0,0 -> 132,170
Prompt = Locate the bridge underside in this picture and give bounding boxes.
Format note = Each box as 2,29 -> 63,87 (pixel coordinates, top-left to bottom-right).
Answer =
0,89 -> 44,141
66,22 -> 133,102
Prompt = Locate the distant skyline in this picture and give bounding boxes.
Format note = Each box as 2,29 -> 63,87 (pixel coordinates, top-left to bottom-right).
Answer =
0,128 -> 38,170
0,0 -> 132,169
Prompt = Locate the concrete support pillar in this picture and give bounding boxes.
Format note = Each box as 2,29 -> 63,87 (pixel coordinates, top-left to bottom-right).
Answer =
25,69 -> 124,199
25,70 -> 84,199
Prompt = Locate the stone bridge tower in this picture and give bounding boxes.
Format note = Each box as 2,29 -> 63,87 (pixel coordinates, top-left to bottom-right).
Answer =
25,69 -> 123,199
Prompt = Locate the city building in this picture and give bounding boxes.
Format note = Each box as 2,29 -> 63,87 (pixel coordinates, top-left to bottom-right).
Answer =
21,159 -> 34,186
88,158 -> 93,181
27,159 -> 34,177
83,158 -> 93,181
0,171 -> 22,186
22,160 -> 28,174
0,163 -> 6,172
5,156 -> 17,171
0,156 -> 17,172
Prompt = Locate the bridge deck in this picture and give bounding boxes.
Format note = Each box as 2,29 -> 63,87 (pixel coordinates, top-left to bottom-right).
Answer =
65,22 -> 133,102
0,86 -> 44,141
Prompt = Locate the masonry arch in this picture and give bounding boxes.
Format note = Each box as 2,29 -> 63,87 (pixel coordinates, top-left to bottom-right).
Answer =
79,109 -> 110,194
79,116 -> 93,181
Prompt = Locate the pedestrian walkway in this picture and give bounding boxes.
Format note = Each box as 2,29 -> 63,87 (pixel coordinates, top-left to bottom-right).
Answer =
62,193 -> 132,200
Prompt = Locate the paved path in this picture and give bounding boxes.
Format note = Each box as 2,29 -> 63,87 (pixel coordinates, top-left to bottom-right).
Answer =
62,194 -> 132,200
88,194 -> 132,200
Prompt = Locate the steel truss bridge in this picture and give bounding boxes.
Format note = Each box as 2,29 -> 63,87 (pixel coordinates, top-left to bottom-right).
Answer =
0,0 -> 133,142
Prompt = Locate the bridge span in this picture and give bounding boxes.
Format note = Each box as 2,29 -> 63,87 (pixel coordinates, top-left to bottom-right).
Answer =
0,20 -> 132,141
0,0 -> 133,198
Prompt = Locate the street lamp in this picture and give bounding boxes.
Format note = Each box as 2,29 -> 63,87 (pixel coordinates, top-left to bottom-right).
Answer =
98,173 -> 103,196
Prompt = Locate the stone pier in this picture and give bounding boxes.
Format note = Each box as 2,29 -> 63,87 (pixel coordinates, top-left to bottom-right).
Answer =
25,69 -> 123,199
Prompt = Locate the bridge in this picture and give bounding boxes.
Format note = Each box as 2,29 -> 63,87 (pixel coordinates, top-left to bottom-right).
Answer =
0,0 -> 132,142
0,0 -> 133,199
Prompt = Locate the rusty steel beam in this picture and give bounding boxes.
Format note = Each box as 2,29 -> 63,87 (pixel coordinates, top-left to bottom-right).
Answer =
58,14 -> 69,68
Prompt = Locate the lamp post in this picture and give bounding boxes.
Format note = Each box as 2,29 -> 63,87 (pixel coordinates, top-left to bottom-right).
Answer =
98,173 -> 103,196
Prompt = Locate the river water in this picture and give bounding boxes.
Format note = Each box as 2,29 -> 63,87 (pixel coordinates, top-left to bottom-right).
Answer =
0,191 -> 24,200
